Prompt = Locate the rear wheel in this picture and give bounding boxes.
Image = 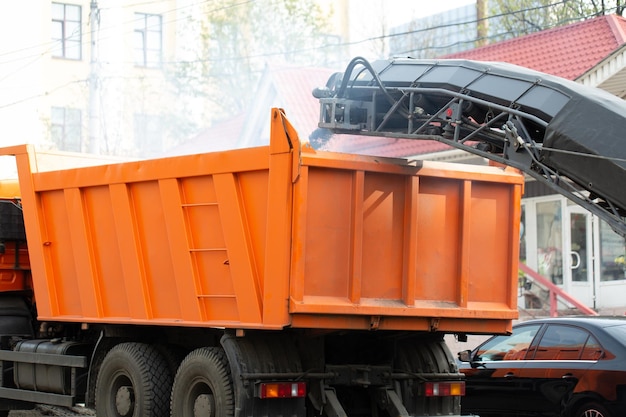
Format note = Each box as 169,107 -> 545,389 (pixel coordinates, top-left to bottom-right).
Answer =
95,342 -> 172,417
170,347 -> 234,417
574,402 -> 612,417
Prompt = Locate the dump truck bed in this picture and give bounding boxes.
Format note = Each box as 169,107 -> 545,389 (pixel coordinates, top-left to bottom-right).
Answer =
0,109 -> 523,334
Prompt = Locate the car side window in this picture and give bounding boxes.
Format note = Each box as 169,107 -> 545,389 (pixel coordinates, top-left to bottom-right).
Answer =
580,335 -> 603,360
475,324 -> 541,361
533,325 -> 593,360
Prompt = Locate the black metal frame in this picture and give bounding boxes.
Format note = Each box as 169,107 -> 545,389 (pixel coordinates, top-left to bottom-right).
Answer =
317,58 -> 626,237
0,349 -> 87,406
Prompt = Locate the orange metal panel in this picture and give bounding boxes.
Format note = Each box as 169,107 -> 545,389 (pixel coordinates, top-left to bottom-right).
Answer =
401,176 -> 419,307
179,174 -> 232,321
0,109 -> 522,335
417,177 -> 465,304
289,314 -> 514,334
11,147 -> 57,318
158,179 -> 204,322
289,149 -> 523,333
261,110 -> 297,326
213,173 -> 262,324
40,189 -> 81,316
129,180 -> 181,320
108,183 -> 152,320
63,187 -> 102,318
0,243 -> 29,292
349,171 -> 364,304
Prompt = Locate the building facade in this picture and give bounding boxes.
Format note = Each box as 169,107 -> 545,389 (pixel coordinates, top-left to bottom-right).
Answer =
0,0 -> 193,158
521,185 -> 626,311
389,4 -> 479,58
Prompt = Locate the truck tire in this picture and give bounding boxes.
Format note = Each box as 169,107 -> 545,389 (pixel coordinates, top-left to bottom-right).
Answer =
95,342 -> 172,417
170,347 -> 234,417
155,343 -> 186,377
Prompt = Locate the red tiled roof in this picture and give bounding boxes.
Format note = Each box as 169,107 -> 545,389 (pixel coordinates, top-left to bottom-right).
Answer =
443,14 -> 626,80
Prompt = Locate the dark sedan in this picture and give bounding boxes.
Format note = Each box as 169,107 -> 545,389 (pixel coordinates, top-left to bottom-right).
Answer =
457,317 -> 626,417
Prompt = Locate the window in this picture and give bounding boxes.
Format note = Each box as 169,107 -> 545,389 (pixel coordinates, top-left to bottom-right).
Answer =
134,113 -> 162,156
580,335 -> 603,360
51,107 -> 82,152
475,324 -> 541,361
532,325 -> 598,360
599,220 -> 626,281
51,3 -> 81,60
134,13 -> 162,68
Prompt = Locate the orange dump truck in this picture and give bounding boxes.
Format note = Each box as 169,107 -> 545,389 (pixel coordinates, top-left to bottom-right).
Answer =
0,108 -> 522,416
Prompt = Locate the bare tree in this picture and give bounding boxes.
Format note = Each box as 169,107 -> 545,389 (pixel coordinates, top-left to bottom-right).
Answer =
490,0 -> 623,40
477,0 -> 489,46
168,0 -> 334,122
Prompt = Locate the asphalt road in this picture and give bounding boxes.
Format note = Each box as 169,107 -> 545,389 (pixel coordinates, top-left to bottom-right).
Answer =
9,405 -> 94,417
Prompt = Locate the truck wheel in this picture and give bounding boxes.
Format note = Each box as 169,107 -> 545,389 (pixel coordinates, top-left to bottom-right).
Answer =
170,347 -> 234,417
156,343 -> 186,376
95,342 -> 172,417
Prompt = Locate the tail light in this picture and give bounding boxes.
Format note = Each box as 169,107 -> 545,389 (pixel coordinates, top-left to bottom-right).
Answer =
423,381 -> 465,397
258,382 -> 306,399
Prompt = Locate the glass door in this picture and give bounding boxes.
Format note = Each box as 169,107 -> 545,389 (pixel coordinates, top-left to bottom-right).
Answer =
566,206 -> 594,308
536,200 -> 563,285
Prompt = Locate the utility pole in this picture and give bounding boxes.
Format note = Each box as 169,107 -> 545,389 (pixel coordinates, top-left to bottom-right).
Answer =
88,0 -> 100,154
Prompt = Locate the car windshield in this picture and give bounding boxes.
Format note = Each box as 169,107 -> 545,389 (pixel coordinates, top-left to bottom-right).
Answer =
475,324 -> 542,361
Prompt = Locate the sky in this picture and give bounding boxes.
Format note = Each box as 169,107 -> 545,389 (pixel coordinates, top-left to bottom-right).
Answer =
385,0 -> 476,25
343,0 -> 476,60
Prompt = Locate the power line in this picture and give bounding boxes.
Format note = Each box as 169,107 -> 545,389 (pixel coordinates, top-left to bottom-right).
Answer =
0,79 -> 87,110
393,13 -> 608,56
153,0 -> 608,64
0,1 -> 619,108
392,3 -> 622,56
1,0 -> 611,71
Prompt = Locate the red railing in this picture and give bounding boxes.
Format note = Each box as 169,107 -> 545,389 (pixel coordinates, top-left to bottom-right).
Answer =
519,263 -> 598,317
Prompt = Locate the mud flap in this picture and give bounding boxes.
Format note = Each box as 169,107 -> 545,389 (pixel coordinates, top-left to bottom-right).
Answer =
373,388 -> 410,417
221,332 -> 306,417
